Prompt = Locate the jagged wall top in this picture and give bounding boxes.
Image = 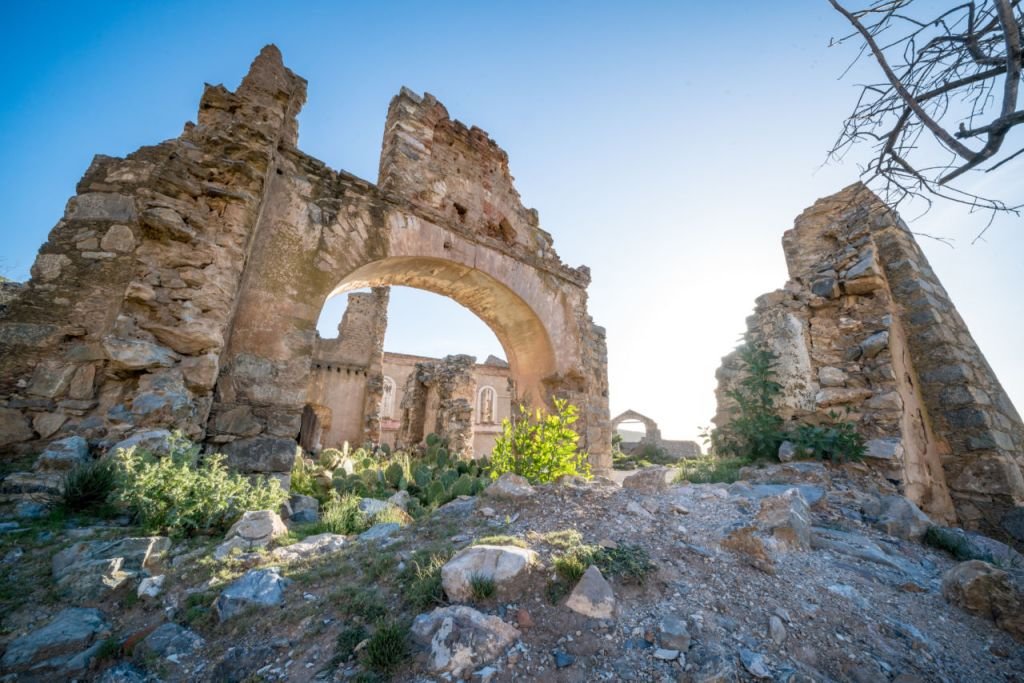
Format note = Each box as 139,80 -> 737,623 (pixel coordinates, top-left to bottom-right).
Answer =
377,87 -> 564,272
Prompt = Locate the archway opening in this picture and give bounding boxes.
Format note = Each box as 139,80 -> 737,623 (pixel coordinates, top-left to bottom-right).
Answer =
310,257 -> 552,457
615,419 -> 648,444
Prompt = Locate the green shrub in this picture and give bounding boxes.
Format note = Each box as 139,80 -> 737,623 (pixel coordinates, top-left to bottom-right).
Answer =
361,621 -> 409,674
489,398 -> 591,484
789,411 -> 865,463
425,480 -> 449,507
675,455 -> 751,484
112,440 -> 287,537
469,573 -> 496,601
412,463 -> 432,488
290,457 -> 322,501
319,448 -> 344,470
60,458 -> 117,514
553,546 -> 593,584
710,343 -> 785,459
312,494 -> 369,536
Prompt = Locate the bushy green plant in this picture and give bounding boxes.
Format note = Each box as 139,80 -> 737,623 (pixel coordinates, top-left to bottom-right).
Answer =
312,493 -> 369,536
60,458 -> 117,514
360,621 -> 409,674
112,439 -> 287,537
290,457 -> 322,501
789,411 -> 865,463
675,455 -> 752,484
710,343 -> 785,459
412,463 -> 432,488
449,473 -> 474,498
335,624 -> 368,663
489,398 -> 591,484
553,546 -> 594,583
425,480 -> 449,507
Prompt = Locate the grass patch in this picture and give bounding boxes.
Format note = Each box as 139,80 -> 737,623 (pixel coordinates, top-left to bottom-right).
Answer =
593,544 -> 655,584
553,546 -> 594,583
469,573 -> 496,601
309,494 -> 369,536
399,548 -> 452,611
183,590 -> 218,628
361,621 -> 410,674
333,585 -> 386,623
545,580 -> 571,604
335,624 -> 368,663
675,455 -> 752,484
530,528 -> 583,550
473,534 -> 527,548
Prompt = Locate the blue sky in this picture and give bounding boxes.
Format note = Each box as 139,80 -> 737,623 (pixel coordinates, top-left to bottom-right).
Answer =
2,1 -> 1021,441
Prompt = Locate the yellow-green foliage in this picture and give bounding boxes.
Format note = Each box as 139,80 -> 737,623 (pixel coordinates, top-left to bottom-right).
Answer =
113,437 -> 287,537
490,398 -> 591,484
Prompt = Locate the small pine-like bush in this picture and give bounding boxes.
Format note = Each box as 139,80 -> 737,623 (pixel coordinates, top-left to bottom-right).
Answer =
490,398 -> 591,484
360,621 -> 409,674
60,458 -> 117,514
113,440 -> 287,537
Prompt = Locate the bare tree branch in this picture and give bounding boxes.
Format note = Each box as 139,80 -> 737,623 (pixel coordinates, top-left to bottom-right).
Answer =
827,0 -> 1024,231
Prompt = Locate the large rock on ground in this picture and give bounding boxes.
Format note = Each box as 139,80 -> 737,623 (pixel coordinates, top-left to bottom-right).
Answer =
941,560 -> 1024,642
216,567 -> 289,621
411,605 -> 521,677
565,565 -> 616,618
108,429 -> 174,456
482,472 -> 534,500
34,436 -> 90,471
52,536 -> 171,600
869,495 -> 932,541
0,407 -> 34,447
926,526 -> 1024,568
215,510 -> 287,560
621,466 -> 673,493
1,608 -> 110,672
441,545 -> 538,602
133,622 -> 204,659
721,488 -> 811,574
271,533 -> 346,563
288,493 -> 319,523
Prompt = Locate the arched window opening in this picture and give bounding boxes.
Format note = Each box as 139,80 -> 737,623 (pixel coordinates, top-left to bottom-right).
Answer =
478,385 -> 497,424
381,376 -> 396,418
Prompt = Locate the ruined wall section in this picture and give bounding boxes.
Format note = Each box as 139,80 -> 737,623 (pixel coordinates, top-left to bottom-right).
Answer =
0,45 -> 306,457
714,183 -> 1024,539
397,355 -> 476,457
306,288 -> 390,448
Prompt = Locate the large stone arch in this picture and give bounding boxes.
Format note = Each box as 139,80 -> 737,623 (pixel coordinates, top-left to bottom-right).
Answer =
0,46 -> 611,476
611,409 -> 661,442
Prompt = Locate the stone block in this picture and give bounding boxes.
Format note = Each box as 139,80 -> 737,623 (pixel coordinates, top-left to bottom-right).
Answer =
221,437 -> 299,473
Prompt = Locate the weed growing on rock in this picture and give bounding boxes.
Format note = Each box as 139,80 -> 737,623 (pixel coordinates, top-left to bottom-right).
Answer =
789,411 -> 865,463
711,343 -> 785,459
469,573 -> 497,601
593,544 -> 655,584
473,534 -> 528,548
554,546 -> 595,583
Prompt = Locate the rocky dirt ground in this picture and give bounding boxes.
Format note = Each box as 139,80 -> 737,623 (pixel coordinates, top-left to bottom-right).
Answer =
1,461 -> 1023,682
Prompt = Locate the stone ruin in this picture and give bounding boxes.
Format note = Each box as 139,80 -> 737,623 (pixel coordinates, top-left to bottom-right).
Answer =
714,183 -> 1024,545
0,45 -> 612,476
611,409 -> 701,459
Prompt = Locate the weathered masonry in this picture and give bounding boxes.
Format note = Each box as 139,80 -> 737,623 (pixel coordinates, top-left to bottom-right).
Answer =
611,409 -> 701,459
714,183 -> 1024,545
0,46 -> 611,474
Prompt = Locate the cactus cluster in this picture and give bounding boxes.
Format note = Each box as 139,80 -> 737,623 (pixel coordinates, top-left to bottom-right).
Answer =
300,432 -> 492,513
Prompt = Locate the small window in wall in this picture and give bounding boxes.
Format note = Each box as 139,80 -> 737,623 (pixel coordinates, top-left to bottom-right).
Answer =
381,376 -> 396,418
478,385 -> 496,424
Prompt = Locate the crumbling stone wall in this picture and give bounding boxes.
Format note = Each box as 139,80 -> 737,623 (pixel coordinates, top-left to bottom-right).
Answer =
398,355 -> 477,457
0,46 -> 611,475
306,288 -> 389,449
715,183 -> 1024,542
